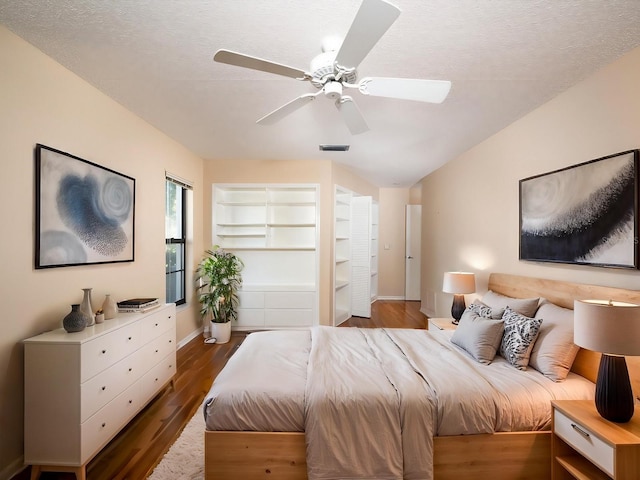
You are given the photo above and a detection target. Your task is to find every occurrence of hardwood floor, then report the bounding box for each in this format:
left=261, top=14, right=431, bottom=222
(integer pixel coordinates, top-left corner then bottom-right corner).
left=15, top=300, right=426, bottom=480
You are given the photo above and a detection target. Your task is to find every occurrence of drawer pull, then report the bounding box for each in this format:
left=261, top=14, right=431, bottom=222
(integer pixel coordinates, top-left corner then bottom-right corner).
left=128, top=399, right=133, bottom=404
left=571, top=423, right=591, bottom=439
left=101, top=422, right=106, bottom=428
left=101, top=386, right=106, bottom=391
left=101, top=349, right=107, bottom=354
left=155, top=349, right=159, bottom=353
left=129, top=368, right=133, bottom=372
left=128, top=336, right=132, bottom=341
left=155, top=323, right=159, bottom=327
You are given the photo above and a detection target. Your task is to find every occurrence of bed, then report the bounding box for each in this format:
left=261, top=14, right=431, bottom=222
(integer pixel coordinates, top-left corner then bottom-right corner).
left=202, top=273, right=640, bottom=479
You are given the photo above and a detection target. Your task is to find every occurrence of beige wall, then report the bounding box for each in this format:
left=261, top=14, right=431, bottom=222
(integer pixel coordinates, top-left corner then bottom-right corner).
left=0, top=27, right=204, bottom=478
left=421, top=46, right=640, bottom=317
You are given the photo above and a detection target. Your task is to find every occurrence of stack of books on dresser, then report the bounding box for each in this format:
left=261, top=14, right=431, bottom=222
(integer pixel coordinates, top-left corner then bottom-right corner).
left=117, top=298, right=160, bottom=313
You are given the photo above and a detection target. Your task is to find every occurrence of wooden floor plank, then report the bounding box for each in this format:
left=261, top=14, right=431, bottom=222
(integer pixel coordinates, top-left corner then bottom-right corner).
left=14, top=301, right=425, bottom=480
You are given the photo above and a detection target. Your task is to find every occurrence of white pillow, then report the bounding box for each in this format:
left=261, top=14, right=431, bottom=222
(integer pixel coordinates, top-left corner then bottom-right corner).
left=499, top=307, right=543, bottom=370
left=482, top=290, right=540, bottom=318
left=529, top=302, right=580, bottom=381
left=451, top=309, right=504, bottom=364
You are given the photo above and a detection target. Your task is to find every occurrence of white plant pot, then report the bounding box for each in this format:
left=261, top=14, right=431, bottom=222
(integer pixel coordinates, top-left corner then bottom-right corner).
left=210, top=320, right=231, bottom=344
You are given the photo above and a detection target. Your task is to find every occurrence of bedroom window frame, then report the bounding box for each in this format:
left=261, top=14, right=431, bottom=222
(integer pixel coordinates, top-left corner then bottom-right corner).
left=165, top=176, right=190, bottom=306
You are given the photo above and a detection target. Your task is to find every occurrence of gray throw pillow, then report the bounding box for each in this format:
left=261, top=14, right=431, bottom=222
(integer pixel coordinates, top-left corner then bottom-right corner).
left=482, top=290, right=540, bottom=318
left=499, top=307, right=543, bottom=370
left=451, top=309, right=505, bottom=364
left=529, top=302, right=580, bottom=381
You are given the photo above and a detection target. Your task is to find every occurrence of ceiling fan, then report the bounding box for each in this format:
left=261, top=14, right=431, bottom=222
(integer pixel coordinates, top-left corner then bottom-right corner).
left=213, top=0, right=451, bottom=135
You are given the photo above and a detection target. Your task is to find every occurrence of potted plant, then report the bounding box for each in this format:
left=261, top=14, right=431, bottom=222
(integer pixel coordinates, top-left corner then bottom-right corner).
left=195, top=246, right=244, bottom=344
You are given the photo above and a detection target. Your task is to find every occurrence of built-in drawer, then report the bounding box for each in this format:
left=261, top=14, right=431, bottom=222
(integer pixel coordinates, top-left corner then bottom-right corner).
left=237, top=291, right=265, bottom=308
left=80, top=322, right=140, bottom=382
left=554, top=408, right=614, bottom=476
left=265, top=309, right=313, bottom=327
left=139, top=307, right=175, bottom=339
left=237, top=308, right=265, bottom=327
left=80, top=347, right=146, bottom=422
left=265, top=291, right=314, bottom=309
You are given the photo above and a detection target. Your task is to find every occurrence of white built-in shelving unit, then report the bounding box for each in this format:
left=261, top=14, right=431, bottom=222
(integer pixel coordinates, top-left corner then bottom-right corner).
left=334, top=188, right=379, bottom=323
left=213, top=184, right=319, bottom=329
left=371, top=200, right=379, bottom=303
left=334, top=186, right=352, bottom=325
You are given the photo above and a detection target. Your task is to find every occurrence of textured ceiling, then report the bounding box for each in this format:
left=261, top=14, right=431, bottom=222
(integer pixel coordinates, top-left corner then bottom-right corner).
left=2, top=1, right=640, bottom=187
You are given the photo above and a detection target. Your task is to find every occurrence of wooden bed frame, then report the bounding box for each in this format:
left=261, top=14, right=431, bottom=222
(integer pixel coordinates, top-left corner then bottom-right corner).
left=204, top=273, right=640, bottom=479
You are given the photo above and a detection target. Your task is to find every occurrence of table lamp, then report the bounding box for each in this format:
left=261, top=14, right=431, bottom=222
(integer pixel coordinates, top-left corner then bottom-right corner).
left=443, top=272, right=476, bottom=324
left=574, top=299, right=640, bottom=423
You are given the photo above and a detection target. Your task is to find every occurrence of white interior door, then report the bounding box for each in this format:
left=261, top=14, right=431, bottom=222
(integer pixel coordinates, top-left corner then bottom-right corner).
left=405, top=205, right=421, bottom=301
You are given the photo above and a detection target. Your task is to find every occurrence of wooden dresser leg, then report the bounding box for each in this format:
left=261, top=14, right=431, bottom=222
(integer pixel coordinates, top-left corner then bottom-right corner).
left=28, top=465, right=86, bottom=480
left=30, top=466, right=41, bottom=480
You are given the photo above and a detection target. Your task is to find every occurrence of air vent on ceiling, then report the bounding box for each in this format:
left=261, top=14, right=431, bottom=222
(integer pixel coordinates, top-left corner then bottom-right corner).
left=319, top=144, right=350, bottom=152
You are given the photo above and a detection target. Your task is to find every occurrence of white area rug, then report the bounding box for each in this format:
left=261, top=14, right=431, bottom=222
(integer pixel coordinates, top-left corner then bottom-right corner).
left=147, top=409, right=205, bottom=480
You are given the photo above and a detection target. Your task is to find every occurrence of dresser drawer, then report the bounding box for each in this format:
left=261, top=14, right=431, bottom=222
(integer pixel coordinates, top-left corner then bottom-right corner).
left=138, top=329, right=176, bottom=373
left=140, top=353, right=176, bottom=399
left=80, top=322, right=140, bottom=382
left=81, top=382, right=143, bottom=464
left=80, top=347, right=146, bottom=422
left=139, top=307, right=175, bottom=339
left=554, top=408, right=614, bottom=476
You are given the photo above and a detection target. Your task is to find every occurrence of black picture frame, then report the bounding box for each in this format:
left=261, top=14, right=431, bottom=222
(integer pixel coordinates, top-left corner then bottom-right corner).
left=35, top=144, right=135, bottom=269
left=519, top=149, right=639, bottom=269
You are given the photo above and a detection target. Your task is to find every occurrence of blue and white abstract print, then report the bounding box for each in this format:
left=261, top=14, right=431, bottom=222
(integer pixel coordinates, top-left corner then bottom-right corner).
left=37, top=145, right=135, bottom=267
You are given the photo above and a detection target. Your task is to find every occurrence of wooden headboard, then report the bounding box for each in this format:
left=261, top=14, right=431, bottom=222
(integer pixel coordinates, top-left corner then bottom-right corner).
left=488, top=273, right=640, bottom=398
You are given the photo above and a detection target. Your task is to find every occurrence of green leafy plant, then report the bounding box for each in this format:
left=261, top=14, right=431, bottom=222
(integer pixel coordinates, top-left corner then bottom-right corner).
left=195, top=246, right=244, bottom=323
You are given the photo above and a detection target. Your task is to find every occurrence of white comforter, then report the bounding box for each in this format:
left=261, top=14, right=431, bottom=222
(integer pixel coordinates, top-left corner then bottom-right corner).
left=203, top=326, right=594, bottom=480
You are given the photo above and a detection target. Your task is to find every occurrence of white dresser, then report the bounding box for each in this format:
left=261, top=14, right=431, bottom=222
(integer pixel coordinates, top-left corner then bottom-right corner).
left=24, top=303, right=176, bottom=479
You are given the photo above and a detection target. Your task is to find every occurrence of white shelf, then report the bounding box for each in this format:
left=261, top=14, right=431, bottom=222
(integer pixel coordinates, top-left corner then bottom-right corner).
left=212, top=184, right=320, bottom=329
left=334, top=185, right=353, bottom=325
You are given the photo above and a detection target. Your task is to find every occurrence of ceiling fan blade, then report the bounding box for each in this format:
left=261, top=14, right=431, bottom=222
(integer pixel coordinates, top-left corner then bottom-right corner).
left=335, top=96, right=369, bottom=135
left=359, top=77, right=452, bottom=103
left=214, top=49, right=309, bottom=80
left=334, top=0, right=401, bottom=70
left=257, top=93, right=318, bottom=125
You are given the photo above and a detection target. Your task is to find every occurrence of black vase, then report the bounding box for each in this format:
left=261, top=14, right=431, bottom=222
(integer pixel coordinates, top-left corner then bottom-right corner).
left=63, top=304, right=87, bottom=333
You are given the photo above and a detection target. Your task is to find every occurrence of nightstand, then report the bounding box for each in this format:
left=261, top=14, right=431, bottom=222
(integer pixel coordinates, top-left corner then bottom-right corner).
left=552, top=400, right=640, bottom=479
left=428, top=317, right=457, bottom=331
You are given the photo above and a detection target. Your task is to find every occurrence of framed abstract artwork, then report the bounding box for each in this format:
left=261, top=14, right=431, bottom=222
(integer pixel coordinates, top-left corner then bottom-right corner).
left=519, top=150, right=639, bottom=269
left=35, top=144, right=135, bottom=268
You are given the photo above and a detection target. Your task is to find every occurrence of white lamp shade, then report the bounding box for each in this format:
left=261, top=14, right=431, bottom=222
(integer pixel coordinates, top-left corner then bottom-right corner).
left=443, top=272, right=476, bottom=294
left=574, top=299, right=640, bottom=356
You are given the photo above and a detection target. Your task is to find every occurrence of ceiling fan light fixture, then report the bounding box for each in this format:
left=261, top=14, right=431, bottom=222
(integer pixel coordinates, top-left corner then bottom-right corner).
left=319, top=144, right=350, bottom=152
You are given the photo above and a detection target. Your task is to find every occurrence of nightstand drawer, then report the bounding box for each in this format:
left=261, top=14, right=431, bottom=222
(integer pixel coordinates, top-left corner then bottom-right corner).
left=554, top=408, right=614, bottom=476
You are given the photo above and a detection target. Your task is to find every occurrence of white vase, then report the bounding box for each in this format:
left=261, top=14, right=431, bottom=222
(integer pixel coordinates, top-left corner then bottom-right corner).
left=80, top=288, right=94, bottom=326
left=210, top=321, right=231, bottom=344
left=102, top=294, right=118, bottom=320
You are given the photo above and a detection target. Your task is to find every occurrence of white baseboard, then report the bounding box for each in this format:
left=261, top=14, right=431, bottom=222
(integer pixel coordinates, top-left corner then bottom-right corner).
left=376, top=296, right=405, bottom=301
left=178, top=326, right=204, bottom=349
left=1, top=455, right=25, bottom=480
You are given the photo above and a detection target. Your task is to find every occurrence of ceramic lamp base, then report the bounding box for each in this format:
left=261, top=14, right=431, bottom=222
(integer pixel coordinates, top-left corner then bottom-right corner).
left=451, top=294, right=466, bottom=324
left=596, top=354, right=634, bottom=423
